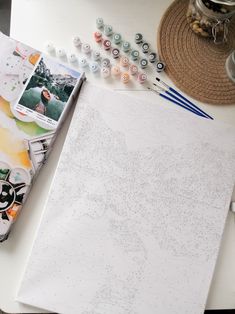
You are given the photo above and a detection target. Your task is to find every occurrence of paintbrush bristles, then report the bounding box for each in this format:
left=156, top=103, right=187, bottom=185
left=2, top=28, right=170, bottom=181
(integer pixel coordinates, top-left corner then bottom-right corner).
left=155, top=77, right=169, bottom=89
left=153, top=83, right=166, bottom=92
left=147, top=87, right=160, bottom=95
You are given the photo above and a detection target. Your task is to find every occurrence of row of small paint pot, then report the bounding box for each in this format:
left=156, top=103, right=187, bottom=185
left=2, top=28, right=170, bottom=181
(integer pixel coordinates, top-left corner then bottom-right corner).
left=100, top=65, right=147, bottom=84
left=94, top=32, right=164, bottom=71
left=45, top=41, right=147, bottom=84
left=95, top=17, right=165, bottom=72
left=72, top=36, right=151, bottom=71
left=72, top=36, right=148, bottom=83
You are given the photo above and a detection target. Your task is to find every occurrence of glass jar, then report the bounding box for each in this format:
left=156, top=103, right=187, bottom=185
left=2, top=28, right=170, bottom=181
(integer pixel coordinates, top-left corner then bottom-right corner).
left=226, top=50, right=235, bottom=82
left=187, top=0, right=235, bottom=43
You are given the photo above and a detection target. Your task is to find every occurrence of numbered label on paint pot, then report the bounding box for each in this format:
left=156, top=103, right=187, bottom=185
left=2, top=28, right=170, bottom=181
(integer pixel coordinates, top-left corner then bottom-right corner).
left=103, top=40, right=111, bottom=50
left=96, top=18, right=104, bottom=29
left=120, top=56, right=129, bottom=67
left=121, top=72, right=130, bottom=84
left=101, top=67, right=110, bottom=78
left=135, top=33, right=143, bottom=44
left=101, top=58, right=111, bottom=68
left=111, top=65, right=121, bottom=76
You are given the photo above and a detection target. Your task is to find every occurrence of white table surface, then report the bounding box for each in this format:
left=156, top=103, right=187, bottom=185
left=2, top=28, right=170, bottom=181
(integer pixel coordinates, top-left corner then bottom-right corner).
left=0, top=0, right=235, bottom=312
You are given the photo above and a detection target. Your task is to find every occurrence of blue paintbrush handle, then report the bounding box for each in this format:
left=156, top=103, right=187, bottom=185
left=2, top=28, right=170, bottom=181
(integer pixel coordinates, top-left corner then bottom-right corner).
left=169, top=87, right=213, bottom=120
left=165, top=91, right=209, bottom=119
left=159, top=93, right=206, bottom=118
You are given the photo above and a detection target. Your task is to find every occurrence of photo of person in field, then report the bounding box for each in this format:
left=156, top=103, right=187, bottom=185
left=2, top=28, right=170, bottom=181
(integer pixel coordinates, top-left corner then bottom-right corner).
left=18, top=56, right=80, bottom=122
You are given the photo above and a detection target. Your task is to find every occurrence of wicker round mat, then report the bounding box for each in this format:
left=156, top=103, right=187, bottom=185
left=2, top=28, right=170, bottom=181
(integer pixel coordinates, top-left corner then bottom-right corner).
left=158, top=0, right=235, bottom=105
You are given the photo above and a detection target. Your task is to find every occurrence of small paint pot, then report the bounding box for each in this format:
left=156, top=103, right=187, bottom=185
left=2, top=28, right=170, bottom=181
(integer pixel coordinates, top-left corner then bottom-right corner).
left=121, top=72, right=130, bottom=84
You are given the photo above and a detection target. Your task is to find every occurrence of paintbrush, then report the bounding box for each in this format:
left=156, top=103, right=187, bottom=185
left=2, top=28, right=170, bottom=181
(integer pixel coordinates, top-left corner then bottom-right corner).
left=153, top=83, right=210, bottom=119
left=155, top=78, right=213, bottom=120
left=147, top=87, right=207, bottom=118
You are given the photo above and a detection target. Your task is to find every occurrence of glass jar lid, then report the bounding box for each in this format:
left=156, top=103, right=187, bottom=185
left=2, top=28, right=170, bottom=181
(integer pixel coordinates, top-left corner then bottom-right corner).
left=210, top=0, right=235, bottom=5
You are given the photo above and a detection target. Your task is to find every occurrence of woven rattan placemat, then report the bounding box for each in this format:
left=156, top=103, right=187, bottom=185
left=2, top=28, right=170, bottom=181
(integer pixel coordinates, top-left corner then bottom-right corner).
left=158, top=0, right=235, bottom=105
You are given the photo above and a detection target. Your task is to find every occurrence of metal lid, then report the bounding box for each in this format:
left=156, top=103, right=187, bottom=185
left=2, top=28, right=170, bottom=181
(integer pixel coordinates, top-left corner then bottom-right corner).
left=211, top=0, right=235, bottom=5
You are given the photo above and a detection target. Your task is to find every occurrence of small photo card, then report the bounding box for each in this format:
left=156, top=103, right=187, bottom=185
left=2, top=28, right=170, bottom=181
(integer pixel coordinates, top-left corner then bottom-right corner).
left=14, top=54, right=81, bottom=129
